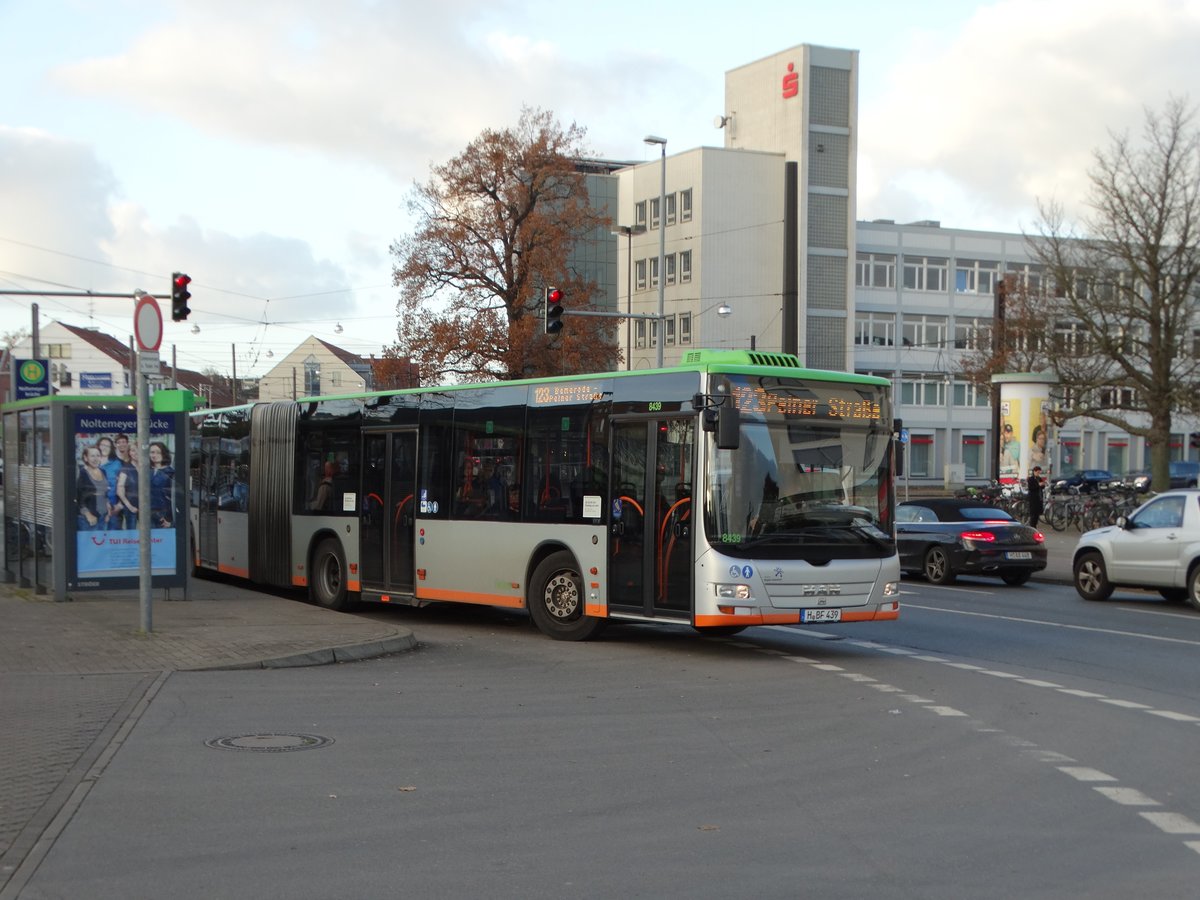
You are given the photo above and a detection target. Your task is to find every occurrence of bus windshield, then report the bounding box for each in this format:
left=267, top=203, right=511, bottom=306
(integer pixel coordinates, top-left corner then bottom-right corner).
left=705, top=374, right=894, bottom=560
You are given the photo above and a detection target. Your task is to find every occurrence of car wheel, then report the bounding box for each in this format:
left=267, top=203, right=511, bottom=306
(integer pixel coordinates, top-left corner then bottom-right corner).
left=923, top=546, right=956, bottom=585
left=1188, top=565, right=1200, bottom=613
left=1074, top=551, right=1113, bottom=602
left=1001, top=571, right=1031, bottom=586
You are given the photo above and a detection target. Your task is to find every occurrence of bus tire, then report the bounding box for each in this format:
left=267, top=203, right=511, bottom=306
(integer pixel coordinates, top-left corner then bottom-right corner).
left=310, top=537, right=349, bottom=610
left=528, top=551, right=604, bottom=641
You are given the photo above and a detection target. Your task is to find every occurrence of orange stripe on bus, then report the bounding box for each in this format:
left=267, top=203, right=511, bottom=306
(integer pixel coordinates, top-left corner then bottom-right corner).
left=292, top=575, right=307, bottom=587
left=218, top=564, right=250, bottom=579
left=585, top=603, right=607, bottom=617
left=416, top=587, right=526, bottom=609
left=840, top=607, right=900, bottom=622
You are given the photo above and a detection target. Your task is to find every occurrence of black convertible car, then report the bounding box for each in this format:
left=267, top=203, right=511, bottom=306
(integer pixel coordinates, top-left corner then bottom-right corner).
left=896, top=499, right=1047, bottom=586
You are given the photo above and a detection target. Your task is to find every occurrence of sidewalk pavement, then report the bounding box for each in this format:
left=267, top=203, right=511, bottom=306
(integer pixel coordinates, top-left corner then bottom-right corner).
left=0, top=575, right=417, bottom=676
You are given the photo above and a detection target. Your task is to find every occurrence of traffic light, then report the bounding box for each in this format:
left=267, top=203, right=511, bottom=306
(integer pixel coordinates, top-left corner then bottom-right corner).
left=171, top=272, right=192, bottom=322
left=544, top=286, right=563, bottom=334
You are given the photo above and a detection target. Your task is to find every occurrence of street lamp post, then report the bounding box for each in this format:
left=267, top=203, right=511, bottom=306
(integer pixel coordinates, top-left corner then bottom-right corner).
left=644, top=135, right=667, bottom=367
left=612, top=224, right=642, bottom=371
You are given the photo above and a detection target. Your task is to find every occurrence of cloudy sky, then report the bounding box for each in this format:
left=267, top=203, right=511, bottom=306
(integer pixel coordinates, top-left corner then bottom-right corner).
left=1, top=0, right=1197, bottom=377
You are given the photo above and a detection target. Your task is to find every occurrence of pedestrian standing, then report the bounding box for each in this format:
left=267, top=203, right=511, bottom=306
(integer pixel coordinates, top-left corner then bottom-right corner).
left=1026, top=465, right=1045, bottom=529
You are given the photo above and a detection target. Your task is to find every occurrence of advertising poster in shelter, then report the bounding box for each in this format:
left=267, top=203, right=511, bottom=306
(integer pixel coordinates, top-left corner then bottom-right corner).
left=999, top=399, right=1022, bottom=483
left=71, top=411, right=178, bottom=579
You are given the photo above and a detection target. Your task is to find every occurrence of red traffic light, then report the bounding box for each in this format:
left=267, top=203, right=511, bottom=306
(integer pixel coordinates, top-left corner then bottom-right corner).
left=544, top=285, right=564, bottom=334
left=171, top=271, right=192, bottom=322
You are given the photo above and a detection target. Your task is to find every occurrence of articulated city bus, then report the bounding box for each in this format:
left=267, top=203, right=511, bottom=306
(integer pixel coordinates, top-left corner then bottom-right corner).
left=189, top=350, right=900, bottom=640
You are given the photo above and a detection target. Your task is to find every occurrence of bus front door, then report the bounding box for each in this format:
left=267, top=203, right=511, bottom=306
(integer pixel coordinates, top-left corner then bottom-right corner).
left=359, top=429, right=417, bottom=596
left=609, top=418, right=695, bottom=619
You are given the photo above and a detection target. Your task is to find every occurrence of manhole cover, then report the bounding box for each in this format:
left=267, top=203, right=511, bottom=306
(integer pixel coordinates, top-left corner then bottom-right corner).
left=205, top=733, right=334, bottom=753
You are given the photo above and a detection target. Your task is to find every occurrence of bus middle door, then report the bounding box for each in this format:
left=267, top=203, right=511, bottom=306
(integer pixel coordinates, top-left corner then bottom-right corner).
left=359, top=429, right=418, bottom=596
left=608, top=417, right=695, bottom=619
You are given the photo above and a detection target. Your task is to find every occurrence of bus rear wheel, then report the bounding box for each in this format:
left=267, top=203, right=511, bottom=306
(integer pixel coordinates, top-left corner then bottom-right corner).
left=310, top=537, right=349, bottom=610
left=528, top=551, right=604, bottom=641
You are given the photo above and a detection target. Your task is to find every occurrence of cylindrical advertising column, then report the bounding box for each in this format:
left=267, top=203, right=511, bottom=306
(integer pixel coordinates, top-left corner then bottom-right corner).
left=990, top=373, right=1058, bottom=484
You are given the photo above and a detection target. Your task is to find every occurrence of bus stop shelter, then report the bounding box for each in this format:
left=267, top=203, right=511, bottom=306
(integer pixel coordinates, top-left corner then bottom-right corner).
left=2, top=393, right=190, bottom=601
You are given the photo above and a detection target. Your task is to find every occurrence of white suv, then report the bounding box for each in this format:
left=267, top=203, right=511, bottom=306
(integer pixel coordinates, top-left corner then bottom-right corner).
left=1073, top=489, right=1200, bottom=608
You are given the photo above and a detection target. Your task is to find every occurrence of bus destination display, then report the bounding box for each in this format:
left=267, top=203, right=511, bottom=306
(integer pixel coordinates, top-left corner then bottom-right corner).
left=729, top=384, right=883, bottom=421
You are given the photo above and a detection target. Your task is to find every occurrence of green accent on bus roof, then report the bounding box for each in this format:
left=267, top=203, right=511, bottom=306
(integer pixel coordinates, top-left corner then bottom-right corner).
left=195, top=349, right=889, bottom=414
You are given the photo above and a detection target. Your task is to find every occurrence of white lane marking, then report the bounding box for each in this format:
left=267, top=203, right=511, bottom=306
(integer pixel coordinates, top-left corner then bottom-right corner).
left=1098, top=698, right=1152, bottom=710
left=776, top=646, right=1200, bottom=858
left=1058, top=767, right=1117, bottom=782
left=1140, top=812, right=1200, bottom=835
left=1057, top=689, right=1107, bottom=698
left=1094, top=787, right=1160, bottom=806
left=980, top=670, right=1021, bottom=678
left=913, top=654, right=949, bottom=663
left=1146, top=710, right=1200, bottom=723
left=902, top=602, right=1200, bottom=647
left=1019, top=679, right=1062, bottom=688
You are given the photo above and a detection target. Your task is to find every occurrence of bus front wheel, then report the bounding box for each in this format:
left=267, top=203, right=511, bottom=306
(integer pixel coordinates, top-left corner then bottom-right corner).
left=528, top=551, right=605, bottom=641
left=310, top=538, right=349, bottom=610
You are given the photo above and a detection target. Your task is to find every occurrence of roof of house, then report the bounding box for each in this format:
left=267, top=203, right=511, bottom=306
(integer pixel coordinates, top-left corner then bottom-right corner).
left=55, top=321, right=235, bottom=407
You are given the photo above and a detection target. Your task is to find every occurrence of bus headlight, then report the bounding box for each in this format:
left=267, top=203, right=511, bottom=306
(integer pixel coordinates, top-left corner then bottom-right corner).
left=715, top=583, right=752, bottom=600
left=882, top=581, right=900, bottom=597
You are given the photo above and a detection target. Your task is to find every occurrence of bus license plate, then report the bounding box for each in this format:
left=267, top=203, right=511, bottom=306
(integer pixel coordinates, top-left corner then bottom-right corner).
left=802, top=608, right=842, bottom=623
left=1006, top=551, right=1032, bottom=560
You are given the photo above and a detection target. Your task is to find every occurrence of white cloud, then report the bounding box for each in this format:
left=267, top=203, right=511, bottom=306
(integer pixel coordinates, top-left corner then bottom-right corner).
left=859, top=0, right=1200, bottom=231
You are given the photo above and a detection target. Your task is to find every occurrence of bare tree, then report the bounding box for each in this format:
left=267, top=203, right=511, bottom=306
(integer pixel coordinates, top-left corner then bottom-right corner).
left=961, top=97, right=1200, bottom=491
left=389, top=107, right=620, bottom=385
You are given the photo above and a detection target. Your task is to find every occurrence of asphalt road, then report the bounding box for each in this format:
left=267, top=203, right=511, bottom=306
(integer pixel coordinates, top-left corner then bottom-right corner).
left=13, top=582, right=1200, bottom=899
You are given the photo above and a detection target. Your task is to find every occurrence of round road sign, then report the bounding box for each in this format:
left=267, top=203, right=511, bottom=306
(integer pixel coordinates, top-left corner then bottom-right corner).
left=134, top=294, right=164, bottom=353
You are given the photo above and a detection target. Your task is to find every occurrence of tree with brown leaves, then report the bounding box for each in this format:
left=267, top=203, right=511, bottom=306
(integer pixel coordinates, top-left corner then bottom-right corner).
left=388, top=107, right=621, bottom=385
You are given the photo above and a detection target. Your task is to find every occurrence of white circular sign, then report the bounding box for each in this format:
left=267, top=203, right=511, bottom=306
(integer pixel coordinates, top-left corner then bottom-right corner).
left=134, top=294, right=164, bottom=352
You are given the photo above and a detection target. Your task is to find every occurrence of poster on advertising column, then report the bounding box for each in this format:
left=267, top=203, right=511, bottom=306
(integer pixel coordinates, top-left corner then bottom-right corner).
left=68, top=409, right=184, bottom=585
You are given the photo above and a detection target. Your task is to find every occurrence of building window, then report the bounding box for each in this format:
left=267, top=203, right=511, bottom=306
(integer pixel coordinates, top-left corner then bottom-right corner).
left=679, top=312, right=692, bottom=345
left=649, top=257, right=659, bottom=288
left=635, top=320, right=646, bottom=349
left=650, top=197, right=660, bottom=230
left=900, top=373, right=948, bottom=407
left=953, top=316, right=991, bottom=350
left=664, top=315, right=676, bottom=346
left=331, top=371, right=342, bottom=387
left=1008, top=263, right=1045, bottom=295
left=680, top=250, right=692, bottom=282
left=1099, top=386, right=1136, bottom=408
left=650, top=319, right=658, bottom=348
left=635, top=201, right=647, bottom=229
left=665, top=253, right=677, bottom=285
left=908, top=435, right=933, bottom=477
left=46, top=343, right=72, bottom=359
left=1053, top=320, right=1089, bottom=356
left=955, top=259, right=1000, bottom=295
left=962, top=434, right=985, bottom=478
left=680, top=189, right=693, bottom=221
left=901, top=313, right=947, bottom=348
left=665, top=193, right=676, bottom=225
left=902, top=256, right=948, bottom=292
left=854, top=311, right=895, bottom=347
left=303, top=355, right=321, bottom=396
left=635, top=259, right=647, bottom=291
left=952, top=381, right=988, bottom=407
left=855, top=252, right=896, bottom=289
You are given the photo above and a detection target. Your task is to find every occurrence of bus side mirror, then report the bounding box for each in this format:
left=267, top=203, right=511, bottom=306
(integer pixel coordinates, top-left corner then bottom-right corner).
left=717, top=405, right=740, bottom=450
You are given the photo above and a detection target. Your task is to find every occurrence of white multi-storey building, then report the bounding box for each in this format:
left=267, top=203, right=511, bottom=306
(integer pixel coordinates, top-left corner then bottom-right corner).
left=598, top=42, right=1200, bottom=482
